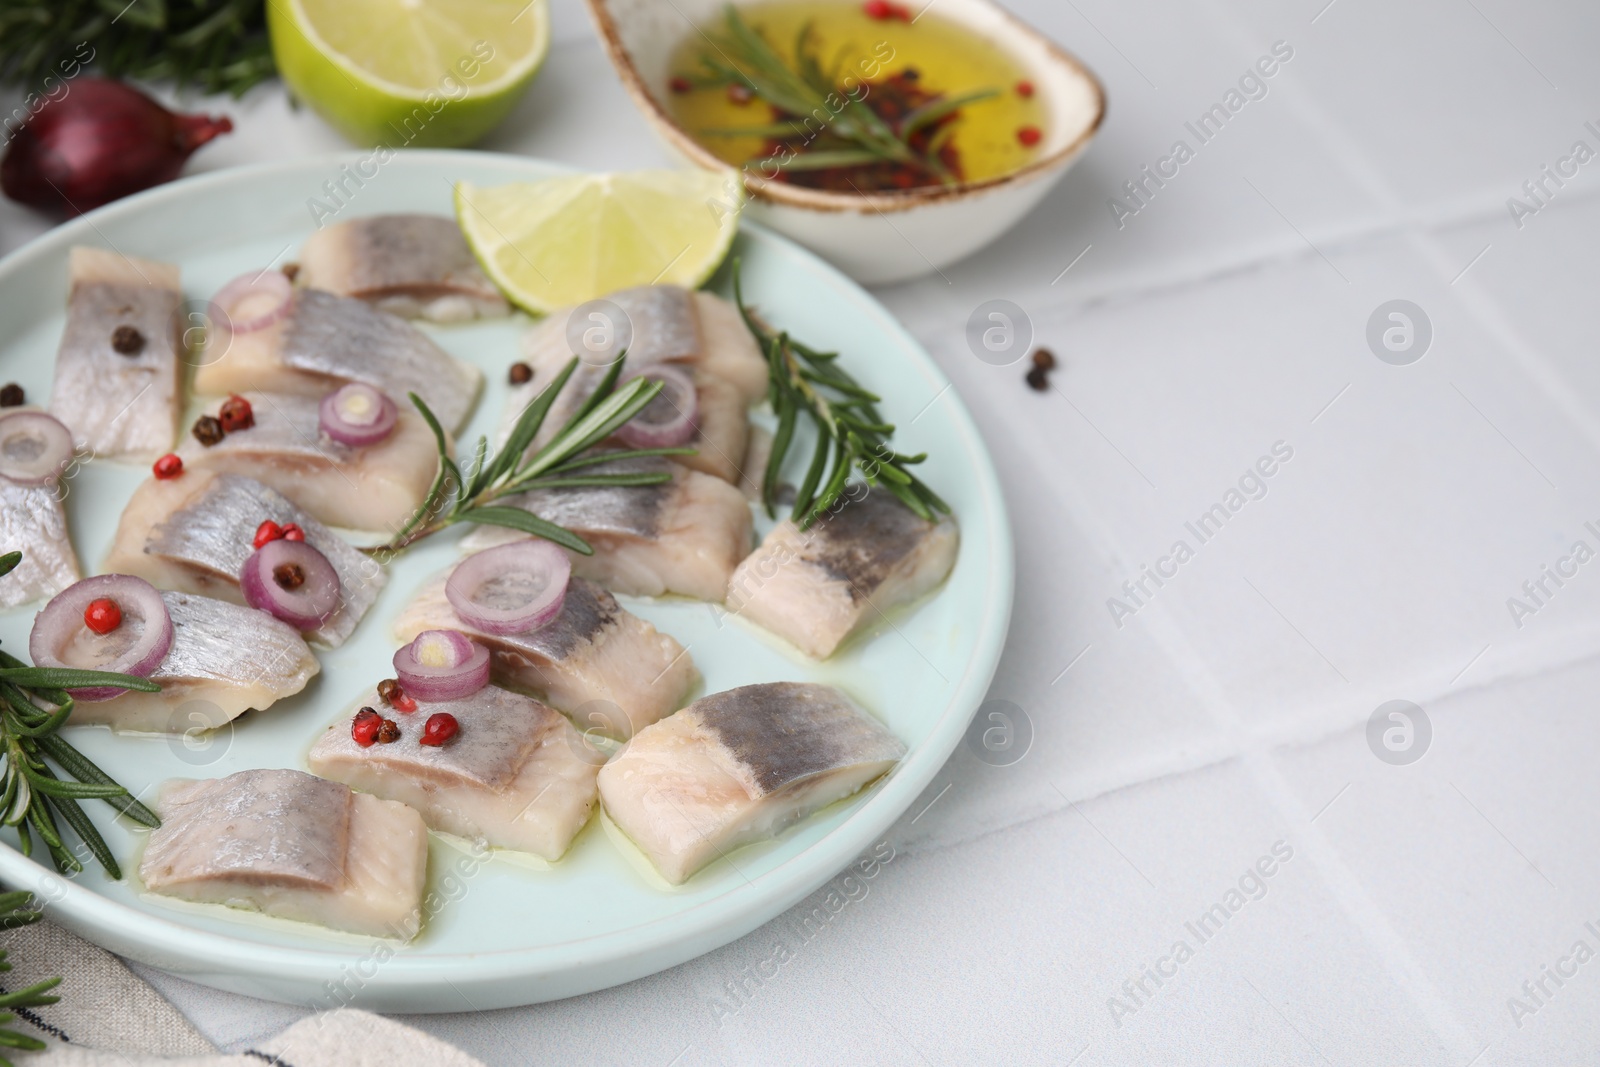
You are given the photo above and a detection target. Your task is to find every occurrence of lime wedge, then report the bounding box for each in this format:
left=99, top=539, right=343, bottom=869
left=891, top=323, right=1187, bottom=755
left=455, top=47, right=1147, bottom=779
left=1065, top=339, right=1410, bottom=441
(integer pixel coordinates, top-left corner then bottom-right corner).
left=455, top=171, right=746, bottom=314
left=267, top=0, right=549, bottom=148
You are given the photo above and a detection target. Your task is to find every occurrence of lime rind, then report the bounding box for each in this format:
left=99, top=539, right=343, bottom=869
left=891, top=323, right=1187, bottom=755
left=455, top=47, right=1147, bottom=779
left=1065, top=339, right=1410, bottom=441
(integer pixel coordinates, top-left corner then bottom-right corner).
left=269, top=0, right=549, bottom=148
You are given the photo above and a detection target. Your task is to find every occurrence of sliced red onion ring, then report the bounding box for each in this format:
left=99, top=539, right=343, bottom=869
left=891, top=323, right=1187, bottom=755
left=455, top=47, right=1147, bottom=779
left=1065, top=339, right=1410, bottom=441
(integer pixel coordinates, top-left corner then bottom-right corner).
left=318, top=382, right=398, bottom=447
left=392, top=630, right=491, bottom=702
left=616, top=364, right=698, bottom=449
left=446, top=541, right=570, bottom=636
left=240, top=539, right=341, bottom=631
left=0, top=410, right=74, bottom=487
left=211, top=270, right=292, bottom=334
left=29, top=575, right=173, bottom=701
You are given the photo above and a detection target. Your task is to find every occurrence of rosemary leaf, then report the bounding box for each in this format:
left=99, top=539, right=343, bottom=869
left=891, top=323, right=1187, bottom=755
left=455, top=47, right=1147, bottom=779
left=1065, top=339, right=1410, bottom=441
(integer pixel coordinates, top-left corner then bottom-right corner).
left=516, top=473, right=675, bottom=491
left=487, top=358, right=579, bottom=486
left=467, top=508, right=593, bottom=555
left=730, top=258, right=949, bottom=528
left=551, top=447, right=695, bottom=472
left=35, top=735, right=158, bottom=827
left=507, top=375, right=665, bottom=486
left=19, top=771, right=126, bottom=801
left=461, top=436, right=491, bottom=501
left=370, top=358, right=691, bottom=556
left=793, top=423, right=832, bottom=519
left=764, top=392, right=799, bottom=517
left=0, top=668, right=157, bottom=693
left=901, top=89, right=1001, bottom=137
left=775, top=150, right=886, bottom=172
left=33, top=767, right=120, bottom=878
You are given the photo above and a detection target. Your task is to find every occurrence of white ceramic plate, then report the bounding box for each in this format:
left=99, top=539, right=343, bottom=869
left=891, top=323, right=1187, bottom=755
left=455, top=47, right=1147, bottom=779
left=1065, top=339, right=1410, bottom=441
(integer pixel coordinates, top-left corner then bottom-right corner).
left=0, top=152, right=1011, bottom=1011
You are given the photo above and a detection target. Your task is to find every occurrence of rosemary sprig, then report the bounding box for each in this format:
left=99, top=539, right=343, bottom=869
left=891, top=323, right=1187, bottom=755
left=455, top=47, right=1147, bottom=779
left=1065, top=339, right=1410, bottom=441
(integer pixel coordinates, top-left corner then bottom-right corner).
left=0, top=553, right=161, bottom=881
left=366, top=357, right=693, bottom=556
left=0, top=0, right=272, bottom=97
left=684, top=5, right=996, bottom=185
left=731, top=261, right=948, bottom=527
left=0, top=889, right=60, bottom=1066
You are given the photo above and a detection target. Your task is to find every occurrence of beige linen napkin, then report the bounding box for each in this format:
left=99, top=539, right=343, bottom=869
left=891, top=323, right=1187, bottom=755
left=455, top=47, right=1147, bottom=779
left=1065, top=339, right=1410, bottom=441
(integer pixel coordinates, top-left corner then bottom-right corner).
left=0, top=922, right=482, bottom=1067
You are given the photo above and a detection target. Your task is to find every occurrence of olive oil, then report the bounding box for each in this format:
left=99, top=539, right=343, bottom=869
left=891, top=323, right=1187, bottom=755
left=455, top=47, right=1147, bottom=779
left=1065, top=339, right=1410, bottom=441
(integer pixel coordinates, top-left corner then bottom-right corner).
left=667, top=0, right=1047, bottom=188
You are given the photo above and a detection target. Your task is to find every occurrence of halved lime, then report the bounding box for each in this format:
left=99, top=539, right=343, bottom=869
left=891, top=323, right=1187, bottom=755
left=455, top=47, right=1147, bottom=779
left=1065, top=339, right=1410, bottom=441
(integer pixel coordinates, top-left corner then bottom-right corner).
left=268, top=0, right=549, bottom=148
left=455, top=171, right=746, bottom=314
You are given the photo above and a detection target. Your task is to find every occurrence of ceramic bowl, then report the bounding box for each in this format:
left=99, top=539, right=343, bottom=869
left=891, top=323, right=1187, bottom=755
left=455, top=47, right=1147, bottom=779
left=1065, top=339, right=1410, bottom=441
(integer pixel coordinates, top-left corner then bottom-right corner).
left=585, top=0, right=1106, bottom=284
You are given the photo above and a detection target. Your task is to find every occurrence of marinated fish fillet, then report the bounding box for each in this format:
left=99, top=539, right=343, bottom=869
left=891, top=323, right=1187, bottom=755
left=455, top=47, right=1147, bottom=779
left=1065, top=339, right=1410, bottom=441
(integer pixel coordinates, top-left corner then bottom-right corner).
left=140, top=768, right=428, bottom=939
left=599, top=682, right=905, bottom=884
left=73, top=591, right=318, bottom=732
left=522, top=288, right=768, bottom=404
left=176, top=392, right=440, bottom=532
left=194, top=287, right=481, bottom=432
left=0, top=478, right=81, bottom=609
left=392, top=573, right=695, bottom=740
left=499, top=365, right=751, bottom=484
left=49, top=247, right=183, bottom=460
left=299, top=214, right=509, bottom=322
left=460, top=455, right=752, bottom=601
left=309, top=685, right=599, bottom=861
left=103, top=470, right=384, bottom=648
left=726, top=491, right=959, bottom=658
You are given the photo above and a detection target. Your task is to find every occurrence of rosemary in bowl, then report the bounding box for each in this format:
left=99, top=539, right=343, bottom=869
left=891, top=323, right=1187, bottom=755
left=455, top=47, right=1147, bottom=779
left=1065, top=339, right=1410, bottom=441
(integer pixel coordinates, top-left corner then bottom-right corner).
left=668, top=3, right=1004, bottom=192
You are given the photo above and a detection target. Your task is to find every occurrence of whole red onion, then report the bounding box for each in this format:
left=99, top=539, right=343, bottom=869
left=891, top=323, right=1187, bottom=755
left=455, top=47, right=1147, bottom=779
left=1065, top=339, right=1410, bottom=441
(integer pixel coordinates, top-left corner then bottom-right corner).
left=1, top=79, right=232, bottom=215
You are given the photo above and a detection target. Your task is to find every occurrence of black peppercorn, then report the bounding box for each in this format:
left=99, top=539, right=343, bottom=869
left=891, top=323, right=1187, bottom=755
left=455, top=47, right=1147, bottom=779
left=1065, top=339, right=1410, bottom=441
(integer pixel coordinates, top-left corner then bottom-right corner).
left=191, top=414, right=225, bottom=446
left=272, top=563, right=306, bottom=591
left=0, top=384, right=23, bottom=407
left=508, top=362, right=533, bottom=385
left=111, top=325, right=145, bottom=356
left=1025, top=366, right=1049, bottom=392
left=1031, top=347, right=1056, bottom=371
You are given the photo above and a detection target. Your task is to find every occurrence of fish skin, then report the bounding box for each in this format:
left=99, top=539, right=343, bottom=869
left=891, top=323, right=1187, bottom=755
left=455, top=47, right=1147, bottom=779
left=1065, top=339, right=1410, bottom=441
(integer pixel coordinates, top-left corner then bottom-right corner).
left=298, top=214, right=509, bottom=322
left=392, top=572, right=696, bottom=740
left=461, top=454, right=753, bottom=601
left=140, top=768, right=429, bottom=939
left=521, top=289, right=768, bottom=405
left=609, top=287, right=701, bottom=364
left=511, top=454, right=674, bottom=539
left=693, top=683, right=907, bottom=795
left=725, top=490, right=959, bottom=659
left=309, top=685, right=600, bottom=861
left=142, top=768, right=351, bottom=891
left=71, top=590, right=318, bottom=732
left=103, top=470, right=385, bottom=648
left=194, top=287, right=481, bottom=432
left=0, top=477, right=81, bottom=609
left=598, top=682, right=905, bottom=883
left=49, top=247, right=183, bottom=460
left=176, top=391, right=441, bottom=532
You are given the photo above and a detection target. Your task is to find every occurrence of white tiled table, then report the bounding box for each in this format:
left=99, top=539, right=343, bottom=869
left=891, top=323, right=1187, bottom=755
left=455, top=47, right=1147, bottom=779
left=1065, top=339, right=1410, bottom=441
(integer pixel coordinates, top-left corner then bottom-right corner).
left=6, top=0, right=1600, bottom=1062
